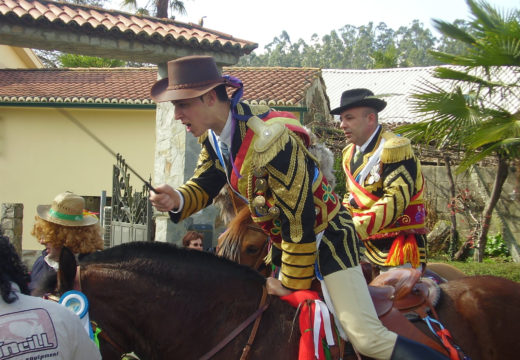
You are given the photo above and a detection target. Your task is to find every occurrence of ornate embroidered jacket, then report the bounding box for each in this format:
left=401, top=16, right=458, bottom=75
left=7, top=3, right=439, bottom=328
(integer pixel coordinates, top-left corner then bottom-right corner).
left=170, top=102, right=360, bottom=290
left=342, top=127, right=427, bottom=267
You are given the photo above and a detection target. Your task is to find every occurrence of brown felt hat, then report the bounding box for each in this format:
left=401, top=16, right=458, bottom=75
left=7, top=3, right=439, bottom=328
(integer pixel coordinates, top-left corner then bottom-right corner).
left=330, top=88, right=387, bottom=115
left=151, top=56, right=231, bottom=102
left=37, top=192, right=98, bottom=227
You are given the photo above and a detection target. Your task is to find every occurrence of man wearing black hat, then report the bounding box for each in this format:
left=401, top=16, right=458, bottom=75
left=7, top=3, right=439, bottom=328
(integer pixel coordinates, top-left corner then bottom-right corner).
left=150, top=57, right=445, bottom=359
left=332, top=89, right=427, bottom=276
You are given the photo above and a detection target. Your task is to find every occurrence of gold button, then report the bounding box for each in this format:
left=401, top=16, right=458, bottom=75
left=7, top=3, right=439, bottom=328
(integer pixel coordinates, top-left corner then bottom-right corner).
left=268, top=206, right=280, bottom=218
left=253, top=195, right=266, bottom=208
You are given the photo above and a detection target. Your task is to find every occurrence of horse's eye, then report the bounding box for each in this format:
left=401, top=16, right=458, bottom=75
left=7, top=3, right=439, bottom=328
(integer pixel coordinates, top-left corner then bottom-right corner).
left=245, top=246, right=259, bottom=255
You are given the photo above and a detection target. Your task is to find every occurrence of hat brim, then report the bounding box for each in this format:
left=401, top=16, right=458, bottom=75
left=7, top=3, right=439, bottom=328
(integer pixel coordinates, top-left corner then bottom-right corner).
left=330, top=98, right=387, bottom=115
left=37, top=205, right=98, bottom=227
left=150, top=78, right=226, bottom=103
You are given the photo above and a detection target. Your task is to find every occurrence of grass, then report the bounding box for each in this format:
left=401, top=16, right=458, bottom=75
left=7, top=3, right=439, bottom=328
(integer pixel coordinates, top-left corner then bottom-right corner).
left=430, top=256, right=520, bottom=282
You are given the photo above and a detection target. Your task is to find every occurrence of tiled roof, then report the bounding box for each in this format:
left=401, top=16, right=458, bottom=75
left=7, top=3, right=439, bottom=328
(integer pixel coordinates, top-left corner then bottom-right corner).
left=323, top=66, right=519, bottom=123
left=0, top=67, right=321, bottom=106
left=0, top=0, right=257, bottom=56
left=0, top=68, right=157, bottom=105
left=223, top=67, right=321, bottom=106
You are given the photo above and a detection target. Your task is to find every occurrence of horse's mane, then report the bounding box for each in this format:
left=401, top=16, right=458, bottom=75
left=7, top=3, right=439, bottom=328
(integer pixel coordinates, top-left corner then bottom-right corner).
left=217, top=207, right=256, bottom=262
left=81, top=241, right=265, bottom=285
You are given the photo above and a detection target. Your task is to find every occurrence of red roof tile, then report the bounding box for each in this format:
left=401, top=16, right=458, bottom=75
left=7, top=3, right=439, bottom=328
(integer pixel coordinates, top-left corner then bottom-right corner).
left=0, top=67, right=322, bottom=107
left=0, top=0, right=256, bottom=55
left=223, top=67, right=321, bottom=106
left=0, top=68, right=157, bottom=105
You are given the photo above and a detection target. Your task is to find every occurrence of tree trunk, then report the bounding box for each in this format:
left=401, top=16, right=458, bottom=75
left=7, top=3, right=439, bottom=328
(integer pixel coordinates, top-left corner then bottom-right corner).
left=474, top=156, right=509, bottom=262
left=444, top=154, right=459, bottom=260
left=156, top=0, right=168, bottom=18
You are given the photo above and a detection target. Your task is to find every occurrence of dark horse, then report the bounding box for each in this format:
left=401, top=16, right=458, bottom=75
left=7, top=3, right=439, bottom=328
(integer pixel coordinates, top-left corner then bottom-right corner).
left=57, top=241, right=300, bottom=360
left=217, top=209, right=520, bottom=359
left=46, top=241, right=520, bottom=360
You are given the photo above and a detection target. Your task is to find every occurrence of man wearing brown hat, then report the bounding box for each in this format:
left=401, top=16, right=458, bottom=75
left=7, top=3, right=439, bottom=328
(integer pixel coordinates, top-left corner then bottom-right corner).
left=149, top=57, right=446, bottom=359
left=332, top=89, right=427, bottom=275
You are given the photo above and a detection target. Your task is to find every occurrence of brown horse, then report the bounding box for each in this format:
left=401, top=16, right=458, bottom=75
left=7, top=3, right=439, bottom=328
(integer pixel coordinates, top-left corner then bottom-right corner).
left=216, top=208, right=520, bottom=360
left=45, top=241, right=520, bottom=360
left=57, top=241, right=300, bottom=360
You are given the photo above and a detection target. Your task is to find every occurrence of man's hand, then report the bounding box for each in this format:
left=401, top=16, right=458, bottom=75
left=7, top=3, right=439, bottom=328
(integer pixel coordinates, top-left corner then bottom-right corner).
left=149, top=184, right=179, bottom=212
left=266, top=277, right=292, bottom=297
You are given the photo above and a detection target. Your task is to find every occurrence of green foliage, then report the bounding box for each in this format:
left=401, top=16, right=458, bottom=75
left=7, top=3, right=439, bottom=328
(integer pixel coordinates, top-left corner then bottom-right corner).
left=59, top=54, right=125, bottom=68
left=484, top=233, right=510, bottom=257
left=396, top=0, right=520, bottom=173
left=333, top=156, right=346, bottom=200
left=434, top=260, right=520, bottom=282
left=237, top=20, right=462, bottom=69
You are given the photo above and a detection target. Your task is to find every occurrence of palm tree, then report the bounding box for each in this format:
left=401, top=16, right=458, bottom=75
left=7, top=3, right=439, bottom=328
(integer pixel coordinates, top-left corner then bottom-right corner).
left=396, top=0, right=520, bottom=262
left=121, top=0, right=186, bottom=18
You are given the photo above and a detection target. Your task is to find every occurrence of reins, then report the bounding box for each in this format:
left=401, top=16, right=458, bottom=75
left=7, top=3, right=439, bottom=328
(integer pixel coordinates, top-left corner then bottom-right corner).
left=199, top=285, right=270, bottom=360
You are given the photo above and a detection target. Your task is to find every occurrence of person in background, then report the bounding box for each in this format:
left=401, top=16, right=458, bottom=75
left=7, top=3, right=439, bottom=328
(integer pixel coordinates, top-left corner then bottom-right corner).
left=182, top=230, right=204, bottom=250
left=29, top=191, right=103, bottom=294
left=149, top=56, right=446, bottom=359
left=335, top=88, right=428, bottom=277
left=0, top=230, right=101, bottom=360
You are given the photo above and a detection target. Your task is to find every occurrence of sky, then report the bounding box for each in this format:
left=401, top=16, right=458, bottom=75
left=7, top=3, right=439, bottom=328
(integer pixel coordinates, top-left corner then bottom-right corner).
left=109, top=0, right=520, bottom=53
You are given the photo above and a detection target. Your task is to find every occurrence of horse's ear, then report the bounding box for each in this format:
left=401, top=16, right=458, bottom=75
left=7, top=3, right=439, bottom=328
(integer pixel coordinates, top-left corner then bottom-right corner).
left=57, top=246, right=77, bottom=295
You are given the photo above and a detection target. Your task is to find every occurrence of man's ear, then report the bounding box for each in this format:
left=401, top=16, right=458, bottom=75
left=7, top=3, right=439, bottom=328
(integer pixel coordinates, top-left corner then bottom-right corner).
left=367, top=111, right=378, bottom=126
left=205, top=89, right=218, bottom=106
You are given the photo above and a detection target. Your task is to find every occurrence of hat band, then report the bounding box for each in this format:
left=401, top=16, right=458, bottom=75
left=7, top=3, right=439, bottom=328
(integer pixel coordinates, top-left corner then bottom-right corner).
left=49, top=208, right=83, bottom=222
left=167, top=79, right=222, bottom=90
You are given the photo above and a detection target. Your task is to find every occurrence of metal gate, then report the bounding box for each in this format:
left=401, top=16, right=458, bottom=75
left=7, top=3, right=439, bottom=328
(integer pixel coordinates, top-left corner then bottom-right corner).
left=110, top=154, right=154, bottom=247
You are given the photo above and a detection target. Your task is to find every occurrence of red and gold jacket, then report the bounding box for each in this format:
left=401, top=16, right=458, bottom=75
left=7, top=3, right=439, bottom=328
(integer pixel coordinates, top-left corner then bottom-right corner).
left=342, top=127, right=427, bottom=267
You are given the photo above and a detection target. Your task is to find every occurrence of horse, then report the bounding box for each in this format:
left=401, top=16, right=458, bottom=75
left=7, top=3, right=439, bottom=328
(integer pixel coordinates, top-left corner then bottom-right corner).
left=50, top=241, right=300, bottom=360
left=216, top=208, right=520, bottom=359
left=43, top=241, right=520, bottom=360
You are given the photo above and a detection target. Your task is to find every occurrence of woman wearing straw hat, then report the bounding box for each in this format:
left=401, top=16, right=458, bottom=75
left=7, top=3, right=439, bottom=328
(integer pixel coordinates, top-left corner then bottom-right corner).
left=29, top=191, right=103, bottom=293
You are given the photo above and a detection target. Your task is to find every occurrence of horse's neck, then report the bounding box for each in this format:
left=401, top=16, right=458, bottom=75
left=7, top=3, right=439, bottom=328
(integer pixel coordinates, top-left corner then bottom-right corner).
left=82, top=264, right=278, bottom=358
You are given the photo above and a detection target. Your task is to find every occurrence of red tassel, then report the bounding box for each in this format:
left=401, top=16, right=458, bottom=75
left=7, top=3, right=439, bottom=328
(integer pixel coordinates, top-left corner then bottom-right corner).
left=384, top=234, right=419, bottom=267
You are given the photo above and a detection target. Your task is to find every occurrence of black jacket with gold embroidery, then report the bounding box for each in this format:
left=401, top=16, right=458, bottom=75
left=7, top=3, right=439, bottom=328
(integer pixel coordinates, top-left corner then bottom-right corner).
left=170, top=102, right=360, bottom=290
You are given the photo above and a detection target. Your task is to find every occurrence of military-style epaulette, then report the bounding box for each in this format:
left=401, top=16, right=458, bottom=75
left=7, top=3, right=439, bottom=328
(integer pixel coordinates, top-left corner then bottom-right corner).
left=235, top=103, right=271, bottom=117
left=381, top=132, right=413, bottom=163
left=248, top=116, right=289, bottom=168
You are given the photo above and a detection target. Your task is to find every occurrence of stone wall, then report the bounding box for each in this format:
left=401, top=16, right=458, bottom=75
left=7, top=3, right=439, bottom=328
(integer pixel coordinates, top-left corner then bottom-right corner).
left=422, top=165, right=520, bottom=262
left=1, top=203, right=23, bottom=256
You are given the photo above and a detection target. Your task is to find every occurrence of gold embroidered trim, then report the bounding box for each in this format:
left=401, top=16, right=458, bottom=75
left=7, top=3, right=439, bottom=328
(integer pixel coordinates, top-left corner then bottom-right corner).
left=381, top=133, right=413, bottom=163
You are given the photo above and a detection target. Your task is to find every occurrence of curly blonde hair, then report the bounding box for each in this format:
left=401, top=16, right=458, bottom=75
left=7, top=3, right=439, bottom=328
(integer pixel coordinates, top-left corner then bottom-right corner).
left=31, top=216, right=104, bottom=254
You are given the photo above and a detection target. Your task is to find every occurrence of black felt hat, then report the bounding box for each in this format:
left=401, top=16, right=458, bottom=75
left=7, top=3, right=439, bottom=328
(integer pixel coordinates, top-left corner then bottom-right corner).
left=330, top=88, right=387, bottom=115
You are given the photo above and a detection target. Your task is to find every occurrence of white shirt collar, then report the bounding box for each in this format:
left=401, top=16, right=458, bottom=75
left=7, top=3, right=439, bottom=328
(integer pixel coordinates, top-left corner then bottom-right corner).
left=44, top=254, right=59, bottom=271
left=358, top=125, right=381, bottom=153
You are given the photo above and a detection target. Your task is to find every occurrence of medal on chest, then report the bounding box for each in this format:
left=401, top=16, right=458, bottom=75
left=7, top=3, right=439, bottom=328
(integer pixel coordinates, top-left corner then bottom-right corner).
left=366, top=162, right=381, bottom=185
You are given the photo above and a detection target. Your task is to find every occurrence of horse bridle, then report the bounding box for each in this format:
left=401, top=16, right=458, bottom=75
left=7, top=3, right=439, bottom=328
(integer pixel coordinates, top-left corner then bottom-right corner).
left=246, top=224, right=270, bottom=273
left=199, top=285, right=270, bottom=360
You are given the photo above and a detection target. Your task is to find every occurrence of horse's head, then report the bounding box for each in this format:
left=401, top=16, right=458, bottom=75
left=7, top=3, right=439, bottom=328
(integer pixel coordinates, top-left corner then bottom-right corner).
left=217, top=206, right=270, bottom=276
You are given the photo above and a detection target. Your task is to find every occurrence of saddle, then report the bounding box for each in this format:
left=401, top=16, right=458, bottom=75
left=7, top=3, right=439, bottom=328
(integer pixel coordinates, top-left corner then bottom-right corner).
left=368, top=268, right=448, bottom=356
